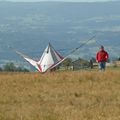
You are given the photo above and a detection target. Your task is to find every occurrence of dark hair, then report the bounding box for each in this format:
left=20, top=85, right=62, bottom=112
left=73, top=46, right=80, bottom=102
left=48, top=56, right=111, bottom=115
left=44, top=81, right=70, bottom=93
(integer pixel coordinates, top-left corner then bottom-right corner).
left=100, top=45, right=104, bottom=49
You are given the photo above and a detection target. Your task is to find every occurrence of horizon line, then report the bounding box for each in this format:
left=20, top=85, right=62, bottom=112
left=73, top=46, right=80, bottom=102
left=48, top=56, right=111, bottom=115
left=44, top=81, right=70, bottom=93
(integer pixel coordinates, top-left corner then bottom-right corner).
left=0, top=0, right=118, bottom=3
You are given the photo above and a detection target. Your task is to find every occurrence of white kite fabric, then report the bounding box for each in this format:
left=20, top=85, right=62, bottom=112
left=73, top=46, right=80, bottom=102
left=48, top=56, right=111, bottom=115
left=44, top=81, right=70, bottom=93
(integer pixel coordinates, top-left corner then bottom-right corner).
left=38, top=43, right=64, bottom=72
left=14, top=43, right=64, bottom=73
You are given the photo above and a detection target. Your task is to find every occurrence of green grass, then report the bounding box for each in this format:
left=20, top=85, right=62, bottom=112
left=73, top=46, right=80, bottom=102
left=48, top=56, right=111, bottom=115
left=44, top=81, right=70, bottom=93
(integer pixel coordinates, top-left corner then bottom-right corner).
left=0, top=70, right=120, bottom=120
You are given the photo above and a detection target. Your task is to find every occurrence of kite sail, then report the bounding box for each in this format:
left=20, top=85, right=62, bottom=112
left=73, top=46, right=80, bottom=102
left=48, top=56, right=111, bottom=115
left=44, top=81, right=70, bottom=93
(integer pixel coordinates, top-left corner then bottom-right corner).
left=13, top=43, right=64, bottom=73
left=37, top=43, right=64, bottom=72
left=12, top=35, right=96, bottom=73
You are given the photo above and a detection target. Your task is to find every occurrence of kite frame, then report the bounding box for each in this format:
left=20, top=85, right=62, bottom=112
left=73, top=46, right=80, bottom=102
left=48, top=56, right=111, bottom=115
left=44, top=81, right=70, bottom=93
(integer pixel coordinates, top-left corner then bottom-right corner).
left=11, top=35, right=96, bottom=73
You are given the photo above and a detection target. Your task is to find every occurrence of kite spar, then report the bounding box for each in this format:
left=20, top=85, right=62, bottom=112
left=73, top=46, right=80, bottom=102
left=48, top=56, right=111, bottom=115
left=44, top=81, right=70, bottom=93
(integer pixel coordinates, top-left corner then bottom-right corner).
left=50, top=35, right=96, bottom=70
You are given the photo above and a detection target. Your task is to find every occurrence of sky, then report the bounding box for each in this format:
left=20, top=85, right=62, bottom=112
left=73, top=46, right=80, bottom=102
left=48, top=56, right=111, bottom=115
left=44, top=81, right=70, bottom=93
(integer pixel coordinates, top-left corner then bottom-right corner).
left=5, top=0, right=118, bottom=2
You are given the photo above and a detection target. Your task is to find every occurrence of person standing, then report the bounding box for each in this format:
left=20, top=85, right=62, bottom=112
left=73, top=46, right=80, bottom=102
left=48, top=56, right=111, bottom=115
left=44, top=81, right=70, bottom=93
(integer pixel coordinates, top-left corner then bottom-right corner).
left=96, top=45, right=109, bottom=71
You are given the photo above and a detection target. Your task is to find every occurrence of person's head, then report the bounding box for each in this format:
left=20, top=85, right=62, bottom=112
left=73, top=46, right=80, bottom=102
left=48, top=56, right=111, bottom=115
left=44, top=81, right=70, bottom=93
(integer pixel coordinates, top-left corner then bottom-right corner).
left=100, top=45, right=104, bottom=51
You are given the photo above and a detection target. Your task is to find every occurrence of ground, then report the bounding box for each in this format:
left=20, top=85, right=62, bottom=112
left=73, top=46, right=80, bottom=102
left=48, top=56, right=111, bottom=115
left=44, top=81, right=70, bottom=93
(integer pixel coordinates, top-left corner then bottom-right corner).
left=0, top=69, right=120, bottom=120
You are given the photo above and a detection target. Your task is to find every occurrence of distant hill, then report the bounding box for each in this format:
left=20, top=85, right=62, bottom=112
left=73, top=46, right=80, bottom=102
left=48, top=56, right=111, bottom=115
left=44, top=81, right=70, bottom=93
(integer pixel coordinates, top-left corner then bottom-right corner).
left=0, top=1, right=120, bottom=66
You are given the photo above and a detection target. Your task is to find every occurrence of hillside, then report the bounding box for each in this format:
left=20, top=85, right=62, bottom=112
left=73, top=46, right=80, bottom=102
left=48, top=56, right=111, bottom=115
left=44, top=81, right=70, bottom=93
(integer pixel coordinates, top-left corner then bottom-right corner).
left=0, top=1, right=120, bottom=66
left=0, top=70, right=120, bottom=120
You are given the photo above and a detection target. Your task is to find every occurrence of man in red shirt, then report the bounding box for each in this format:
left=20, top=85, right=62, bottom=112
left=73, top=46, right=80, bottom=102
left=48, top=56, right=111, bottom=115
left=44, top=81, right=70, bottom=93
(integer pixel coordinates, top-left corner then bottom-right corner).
left=96, top=45, right=108, bottom=71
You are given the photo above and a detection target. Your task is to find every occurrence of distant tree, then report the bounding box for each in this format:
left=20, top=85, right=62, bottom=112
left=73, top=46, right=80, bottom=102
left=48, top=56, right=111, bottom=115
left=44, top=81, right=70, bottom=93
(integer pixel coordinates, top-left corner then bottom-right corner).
left=4, top=62, right=16, bottom=71
left=91, top=57, right=96, bottom=63
left=3, top=62, right=29, bottom=72
left=89, top=59, right=93, bottom=69
left=16, top=66, right=23, bottom=72
left=72, top=58, right=90, bottom=70
left=78, top=58, right=89, bottom=65
left=62, top=58, right=72, bottom=67
left=0, top=67, right=2, bottom=71
left=16, top=66, right=29, bottom=72
left=118, top=57, right=120, bottom=61
left=22, top=68, right=29, bottom=72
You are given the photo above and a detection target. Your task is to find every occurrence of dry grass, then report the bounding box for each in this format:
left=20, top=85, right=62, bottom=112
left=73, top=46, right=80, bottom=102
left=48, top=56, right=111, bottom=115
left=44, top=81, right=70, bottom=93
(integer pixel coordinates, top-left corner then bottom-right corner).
left=0, top=69, right=120, bottom=120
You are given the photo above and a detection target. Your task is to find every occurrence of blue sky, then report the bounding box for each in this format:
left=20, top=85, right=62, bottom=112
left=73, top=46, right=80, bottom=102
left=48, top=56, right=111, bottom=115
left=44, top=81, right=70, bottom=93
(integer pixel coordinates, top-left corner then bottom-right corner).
left=6, top=0, right=118, bottom=2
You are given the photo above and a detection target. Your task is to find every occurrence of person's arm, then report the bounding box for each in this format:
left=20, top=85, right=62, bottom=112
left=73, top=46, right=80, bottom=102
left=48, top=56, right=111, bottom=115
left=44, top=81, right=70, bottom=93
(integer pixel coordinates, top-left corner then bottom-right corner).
left=105, top=52, right=109, bottom=60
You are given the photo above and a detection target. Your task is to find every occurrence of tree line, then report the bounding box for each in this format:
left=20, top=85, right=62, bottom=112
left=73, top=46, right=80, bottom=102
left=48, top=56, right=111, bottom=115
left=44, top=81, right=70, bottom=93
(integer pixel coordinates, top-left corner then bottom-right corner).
left=0, top=62, right=29, bottom=72
left=0, top=57, right=118, bottom=72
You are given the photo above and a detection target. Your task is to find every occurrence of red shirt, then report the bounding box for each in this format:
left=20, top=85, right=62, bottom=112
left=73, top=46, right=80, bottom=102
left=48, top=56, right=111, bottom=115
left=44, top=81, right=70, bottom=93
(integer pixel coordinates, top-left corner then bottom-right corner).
left=96, top=50, right=108, bottom=62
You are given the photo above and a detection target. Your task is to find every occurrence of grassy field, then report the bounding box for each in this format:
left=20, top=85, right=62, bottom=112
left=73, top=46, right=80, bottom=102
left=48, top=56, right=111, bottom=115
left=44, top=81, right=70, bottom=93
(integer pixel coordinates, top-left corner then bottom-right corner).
left=0, top=69, right=120, bottom=120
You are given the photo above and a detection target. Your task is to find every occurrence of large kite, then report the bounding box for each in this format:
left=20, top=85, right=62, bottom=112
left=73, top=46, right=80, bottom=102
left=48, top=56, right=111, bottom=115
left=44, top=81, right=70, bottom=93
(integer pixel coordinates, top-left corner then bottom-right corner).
left=13, top=36, right=96, bottom=73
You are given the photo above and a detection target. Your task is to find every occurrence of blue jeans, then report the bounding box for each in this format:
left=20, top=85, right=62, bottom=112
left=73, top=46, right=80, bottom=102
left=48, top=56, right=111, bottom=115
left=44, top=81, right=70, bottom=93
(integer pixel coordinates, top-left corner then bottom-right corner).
left=98, top=61, right=106, bottom=71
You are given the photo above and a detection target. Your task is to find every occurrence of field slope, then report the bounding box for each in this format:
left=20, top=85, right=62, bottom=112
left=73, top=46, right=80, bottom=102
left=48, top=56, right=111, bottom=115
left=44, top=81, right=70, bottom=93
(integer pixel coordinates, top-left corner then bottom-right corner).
left=0, top=70, right=120, bottom=120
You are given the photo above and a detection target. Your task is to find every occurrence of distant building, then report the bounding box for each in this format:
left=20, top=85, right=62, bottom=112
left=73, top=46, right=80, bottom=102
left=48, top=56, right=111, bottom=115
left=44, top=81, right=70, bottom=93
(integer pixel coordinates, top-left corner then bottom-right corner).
left=72, top=58, right=90, bottom=70
left=111, top=60, right=120, bottom=67
left=115, top=61, right=120, bottom=66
